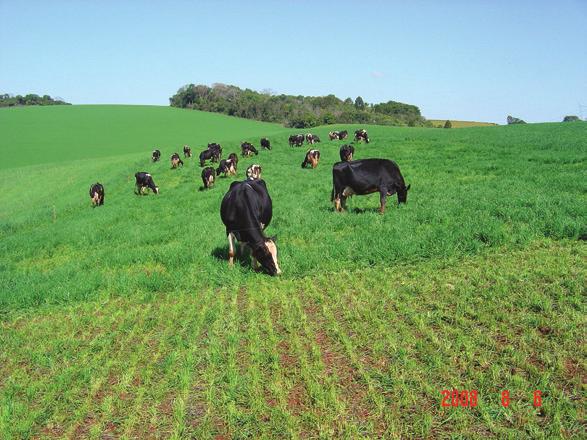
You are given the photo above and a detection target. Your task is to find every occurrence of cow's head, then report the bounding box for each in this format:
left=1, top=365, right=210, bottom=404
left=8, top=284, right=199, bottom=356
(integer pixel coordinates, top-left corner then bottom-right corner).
left=397, top=184, right=411, bottom=204
left=153, top=186, right=160, bottom=194
left=253, top=237, right=281, bottom=276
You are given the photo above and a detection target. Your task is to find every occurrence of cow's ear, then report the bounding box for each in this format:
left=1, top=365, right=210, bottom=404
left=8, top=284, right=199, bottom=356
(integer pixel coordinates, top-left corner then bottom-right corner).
left=406, top=184, right=411, bottom=191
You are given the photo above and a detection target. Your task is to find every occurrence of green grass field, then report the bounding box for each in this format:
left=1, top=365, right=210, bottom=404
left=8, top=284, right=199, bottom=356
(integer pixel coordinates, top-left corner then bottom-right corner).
left=428, top=120, right=499, bottom=128
left=0, top=106, right=585, bottom=438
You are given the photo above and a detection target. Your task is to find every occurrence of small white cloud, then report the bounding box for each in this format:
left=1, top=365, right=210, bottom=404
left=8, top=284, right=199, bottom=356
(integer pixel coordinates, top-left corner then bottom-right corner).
left=371, top=71, right=385, bottom=78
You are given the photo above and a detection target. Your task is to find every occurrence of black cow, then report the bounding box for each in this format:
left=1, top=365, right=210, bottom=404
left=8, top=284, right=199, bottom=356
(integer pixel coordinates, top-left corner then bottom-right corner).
left=208, top=143, right=222, bottom=158
left=200, top=147, right=221, bottom=167
left=338, top=130, right=349, bottom=140
left=328, top=131, right=339, bottom=140
left=288, top=134, right=304, bottom=147
left=354, top=129, right=369, bottom=143
left=301, top=149, right=321, bottom=168
left=171, top=152, right=184, bottom=168
left=201, top=167, right=216, bottom=189
left=246, top=164, right=262, bottom=180
left=135, top=172, right=159, bottom=195
left=220, top=179, right=281, bottom=275
left=331, top=159, right=410, bottom=214
left=217, top=158, right=237, bottom=177
left=89, top=183, right=104, bottom=206
left=183, top=145, right=192, bottom=157
left=152, top=149, right=161, bottom=162
left=260, top=138, right=271, bottom=150
left=339, top=144, right=355, bottom=162
left=241, top=142, right=258, bottom=157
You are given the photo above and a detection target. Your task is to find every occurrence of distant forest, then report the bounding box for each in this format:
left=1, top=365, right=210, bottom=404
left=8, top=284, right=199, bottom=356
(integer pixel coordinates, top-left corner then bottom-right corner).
left=169, top=83, right=430, bottom=128
left=0, top=93, right=70, bottom=107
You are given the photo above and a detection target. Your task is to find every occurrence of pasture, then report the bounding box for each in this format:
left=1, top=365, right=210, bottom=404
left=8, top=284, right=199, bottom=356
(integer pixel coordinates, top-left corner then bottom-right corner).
left=0, top=106, right=585, bottom=438
left=428, top=120, right=499, bottom=129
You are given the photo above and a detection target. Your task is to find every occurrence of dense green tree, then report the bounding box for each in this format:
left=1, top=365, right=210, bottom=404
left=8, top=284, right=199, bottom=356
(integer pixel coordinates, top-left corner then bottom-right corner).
left=444, top=120, right=452, bottom=128
left=354, top=96, right=365, bottom=110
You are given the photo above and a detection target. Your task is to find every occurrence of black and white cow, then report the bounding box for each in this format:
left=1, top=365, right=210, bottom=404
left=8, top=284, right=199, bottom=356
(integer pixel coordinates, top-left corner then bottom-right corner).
left=339, top=144, right=355, bottom=162
left=260, top=138, right=271, bottom=150
left=201, top=167, right=216, bottom=189
left=241, top=142, right=259, bottom=157
left=331, top=159, right=410, bottom=214
left=354, top=129, right=369, bottom=143
left=183, top=145, right=192, bottom=157
left=228, top=152, right=239, bottom=167
left=217, top=158, right=237, bottom=177
left=208, top=143, right=222, bottom=158
left=220, top=179, right=281, bottom=275
left=301, top=149, right=321, bottom=168
left=338, top=130, right=349, bottom=140
left=288, top=134, right=304, bottom=147
left=89, top=183, right=105, bottom=206
left=328, top=131, right=339, bottom=140
left=171, top=152, right=184, bottom=168
left=246, top=164, right=262, bottom=180
left=135, top=172, right=159, bottom=195
left=152, top=149, right=161, bottom=162
left=306, top=133, right=321, bottom=144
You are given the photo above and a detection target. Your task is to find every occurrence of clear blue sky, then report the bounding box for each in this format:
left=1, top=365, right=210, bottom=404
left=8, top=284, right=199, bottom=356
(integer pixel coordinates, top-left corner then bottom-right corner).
left=1, top=0, right=586, bottom=123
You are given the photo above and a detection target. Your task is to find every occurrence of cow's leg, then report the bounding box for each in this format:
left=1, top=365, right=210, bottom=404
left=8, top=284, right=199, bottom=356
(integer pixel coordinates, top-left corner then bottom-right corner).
left=379, top=187, right=388, bottom=214
left=228, top=233, right=236, bottom=265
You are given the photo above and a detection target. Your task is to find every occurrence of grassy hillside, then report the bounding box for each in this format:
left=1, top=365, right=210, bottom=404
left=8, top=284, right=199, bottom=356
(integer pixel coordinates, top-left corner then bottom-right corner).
left=428, top=119, right=499, bottom=128
left=0, top=106, right=585, bottom=438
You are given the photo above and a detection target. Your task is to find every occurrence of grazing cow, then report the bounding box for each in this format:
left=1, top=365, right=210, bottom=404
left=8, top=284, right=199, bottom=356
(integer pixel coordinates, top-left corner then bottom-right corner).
left=306, top=133, right=321, bottom=144
left=220, top=179, right=281, bottom=275
left=217, top=158, right=237, bottom=177
left=183, top=145, right=192, bottom=157
left=246, top=164, right=262, bottom=180
left=170, top=152, right=184, bottom=168
left=331, top=159, right=410, bottom=214
left=328, top=131, right=339, bottom=140
left=354, top=129, right=369, bottom=143
left=89, top=183, right=105, bottom=206
left=228, top=152, right=239, bottom=167
left=199, top=147, right=221, bottom=167
left=241, top=142, right=259, bottom=157
left=288, top=134, right=304, bottom=147
left=152, top=149, right=161, bottom=162
left=135, top=172, right=159, bottom=195
left=338, top=130, right=349, bottom=140
left=260, top=138, right=271, bottom=150
left=301, top=149, right=321, bottom=168
left=208, top=143, right=222, bottom=158
left=339, top=144, right=355, bottom=162
left=201, top=167, right=216, bottom=189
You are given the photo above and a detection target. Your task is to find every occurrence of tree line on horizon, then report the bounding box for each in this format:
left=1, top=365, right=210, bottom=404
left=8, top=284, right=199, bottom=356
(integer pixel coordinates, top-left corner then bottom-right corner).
left=169, top=83, right=430, bottom=128
left=0, top=93, right=70, bottom=107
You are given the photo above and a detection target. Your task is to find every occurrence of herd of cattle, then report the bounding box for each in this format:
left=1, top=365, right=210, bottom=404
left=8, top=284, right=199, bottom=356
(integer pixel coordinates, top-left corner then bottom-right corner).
left=89, top=128, right=410, bottom=275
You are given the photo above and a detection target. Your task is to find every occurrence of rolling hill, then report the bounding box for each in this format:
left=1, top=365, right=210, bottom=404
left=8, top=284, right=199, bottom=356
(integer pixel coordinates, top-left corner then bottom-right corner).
left=0, top=105, right=585, bottom=438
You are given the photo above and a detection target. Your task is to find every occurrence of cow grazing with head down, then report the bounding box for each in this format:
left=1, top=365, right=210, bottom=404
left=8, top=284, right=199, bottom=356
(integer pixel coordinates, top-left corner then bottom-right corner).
left=288, top=134, right=304, bottom=147
left=246, top=164, right=262, bottom=180
left=228, top=152, right=239, bottom=167
left=217, top=158, right=237, bottom=177
left=220, top=179, right=281, bottom=275
left=329, top=131, right=339, bottom=140
left=171, top=152, right=184, bottom=168
left=201, top=167, right=216, bottom=189
left=338, top=130, right=349, bottom=140
left=332, top=158, right=410, bottom=214
left=89, top=183, right=105, bottom=206
left=135, top=172, right=159, bottom=195
left=260, top=138, right=271, bottom=150
left=306, top=133, right=321, bottom=144
left=199, top=145, right=221, bottom=167
left=339, top=144, right=355, bottom=162
left=301, top=149, right=321, bottom=168
left=241, top=142, right=258, bottom=157
left=152, top=149, right=161, bottom=162
left=354, top=129, right=369, bottom=143
left=183, top=145, right=192, bottom=157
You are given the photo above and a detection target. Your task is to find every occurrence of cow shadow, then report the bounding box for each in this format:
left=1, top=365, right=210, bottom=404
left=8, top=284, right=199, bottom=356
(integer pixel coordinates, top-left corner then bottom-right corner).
left=211, top=245, right=251, bottom=267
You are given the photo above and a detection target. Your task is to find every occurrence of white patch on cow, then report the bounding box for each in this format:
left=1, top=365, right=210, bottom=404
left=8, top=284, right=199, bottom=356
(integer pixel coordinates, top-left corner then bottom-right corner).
left=342, top=186, right=355, bottom=197
left=265, top=240, right=281, bottom=274
left=228, top=232, right=236, bottom=265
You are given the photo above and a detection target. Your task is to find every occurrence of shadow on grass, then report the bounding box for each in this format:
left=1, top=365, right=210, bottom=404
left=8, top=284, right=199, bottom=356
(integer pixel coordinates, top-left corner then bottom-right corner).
left=211, top=245, right=251, bottom=267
